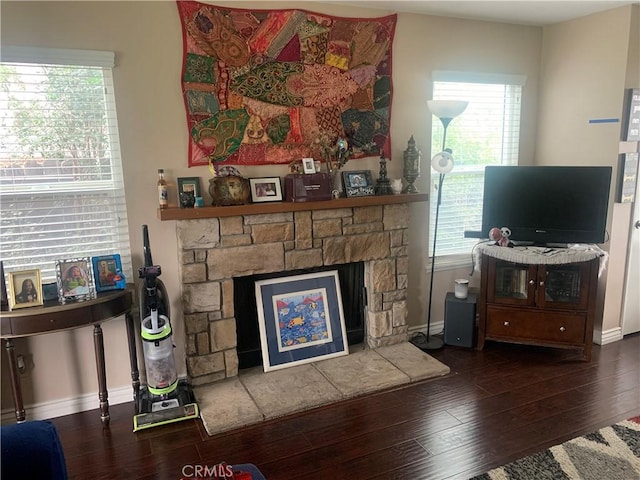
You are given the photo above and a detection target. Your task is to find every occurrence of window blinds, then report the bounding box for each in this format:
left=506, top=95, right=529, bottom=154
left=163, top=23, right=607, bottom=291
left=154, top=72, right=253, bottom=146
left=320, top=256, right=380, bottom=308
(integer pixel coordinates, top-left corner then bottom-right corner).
left=0, top=48, right=131, bottom=283
left=429, top=77, right=523, bottom=259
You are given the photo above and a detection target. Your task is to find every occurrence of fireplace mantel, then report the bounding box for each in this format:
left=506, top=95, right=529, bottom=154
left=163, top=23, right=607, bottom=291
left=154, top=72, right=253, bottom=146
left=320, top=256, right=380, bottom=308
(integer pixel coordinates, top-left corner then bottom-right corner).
left=158, top=193, right=428, bottom=220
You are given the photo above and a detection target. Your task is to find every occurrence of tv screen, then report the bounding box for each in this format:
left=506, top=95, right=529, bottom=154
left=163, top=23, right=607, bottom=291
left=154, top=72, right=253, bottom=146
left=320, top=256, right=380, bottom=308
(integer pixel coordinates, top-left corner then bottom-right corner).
left=481, top=166, right=612, bottom=245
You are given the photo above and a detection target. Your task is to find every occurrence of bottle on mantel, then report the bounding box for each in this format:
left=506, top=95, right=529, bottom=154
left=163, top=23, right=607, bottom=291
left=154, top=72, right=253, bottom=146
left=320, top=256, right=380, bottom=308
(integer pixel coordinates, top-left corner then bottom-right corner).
left=157, top=168, right=168, bottom=209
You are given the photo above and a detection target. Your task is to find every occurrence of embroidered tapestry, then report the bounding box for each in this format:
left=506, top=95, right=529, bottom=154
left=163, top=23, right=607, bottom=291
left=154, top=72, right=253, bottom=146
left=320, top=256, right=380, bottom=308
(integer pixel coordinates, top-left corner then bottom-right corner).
left=177, top=1, right=397, bottom=168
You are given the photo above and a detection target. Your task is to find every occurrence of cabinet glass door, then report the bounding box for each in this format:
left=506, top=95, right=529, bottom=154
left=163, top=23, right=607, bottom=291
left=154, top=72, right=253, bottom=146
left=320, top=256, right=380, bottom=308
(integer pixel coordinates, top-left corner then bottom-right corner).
left=538, top=264, right=590, bottom=309
left=488, top=260, right=535, bottom=305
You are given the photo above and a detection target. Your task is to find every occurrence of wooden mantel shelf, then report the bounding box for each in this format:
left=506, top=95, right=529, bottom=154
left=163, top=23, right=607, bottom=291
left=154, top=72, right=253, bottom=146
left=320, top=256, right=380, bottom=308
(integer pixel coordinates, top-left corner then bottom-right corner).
left=158, top=193, right=428, bottom=220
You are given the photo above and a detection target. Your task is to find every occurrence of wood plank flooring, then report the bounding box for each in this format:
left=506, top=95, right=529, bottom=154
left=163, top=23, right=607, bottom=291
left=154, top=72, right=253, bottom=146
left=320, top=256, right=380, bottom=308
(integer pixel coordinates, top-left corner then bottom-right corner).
left=49, top=333, right=640, bottom=479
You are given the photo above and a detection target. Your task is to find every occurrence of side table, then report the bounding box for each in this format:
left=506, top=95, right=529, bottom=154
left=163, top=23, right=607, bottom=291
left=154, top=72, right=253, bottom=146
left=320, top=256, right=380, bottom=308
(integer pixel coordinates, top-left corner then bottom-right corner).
left=0, top=287, right=139, bottom=425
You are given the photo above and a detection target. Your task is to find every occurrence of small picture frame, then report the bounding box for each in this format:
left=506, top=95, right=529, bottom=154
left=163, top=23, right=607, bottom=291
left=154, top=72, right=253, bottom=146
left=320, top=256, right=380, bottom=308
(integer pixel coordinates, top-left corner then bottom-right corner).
left=302, top=157, right=316, bottom=174
left=177, top=177, right=201, bottom=198
left=255, top=270, right=349, bottom=372
left=92, top=254, right=126, bottom=292
left=8, top=269, right=43, bottom=310
left=56, top=257, right=95, bottom=302
left=249, top=177, right=283, bottom=203
left=342, top=170, right=375, bottom=197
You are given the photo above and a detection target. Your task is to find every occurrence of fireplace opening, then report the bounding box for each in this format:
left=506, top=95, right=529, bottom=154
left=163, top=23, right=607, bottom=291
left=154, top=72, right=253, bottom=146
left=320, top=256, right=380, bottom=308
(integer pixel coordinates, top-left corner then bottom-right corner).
left=234, top=262, right=366, bottom=369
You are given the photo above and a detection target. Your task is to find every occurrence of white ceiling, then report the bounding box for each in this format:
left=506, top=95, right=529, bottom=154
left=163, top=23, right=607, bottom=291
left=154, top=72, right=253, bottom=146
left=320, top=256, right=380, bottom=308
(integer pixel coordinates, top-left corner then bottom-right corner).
left=332, top=1, right=638, bottom=26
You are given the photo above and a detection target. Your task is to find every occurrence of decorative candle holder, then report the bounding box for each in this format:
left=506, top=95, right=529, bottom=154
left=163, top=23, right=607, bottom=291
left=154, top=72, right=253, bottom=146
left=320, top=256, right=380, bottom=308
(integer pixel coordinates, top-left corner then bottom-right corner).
left=375, top=152, right=392, bottom=195
left=402, top=135, right=421, bottom=193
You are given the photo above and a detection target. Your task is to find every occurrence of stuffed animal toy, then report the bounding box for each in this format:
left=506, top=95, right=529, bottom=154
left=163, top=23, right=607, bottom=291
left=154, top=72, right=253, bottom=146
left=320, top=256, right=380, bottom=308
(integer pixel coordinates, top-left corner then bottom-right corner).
left=489, top=226, right=513, bottom=247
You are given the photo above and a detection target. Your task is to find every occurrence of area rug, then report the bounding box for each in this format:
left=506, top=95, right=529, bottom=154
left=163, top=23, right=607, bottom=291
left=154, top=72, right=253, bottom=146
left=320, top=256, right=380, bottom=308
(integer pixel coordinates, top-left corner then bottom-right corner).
left=471, top=416, right=640, bottom=480
left=194, top=342, right=450, bottom=436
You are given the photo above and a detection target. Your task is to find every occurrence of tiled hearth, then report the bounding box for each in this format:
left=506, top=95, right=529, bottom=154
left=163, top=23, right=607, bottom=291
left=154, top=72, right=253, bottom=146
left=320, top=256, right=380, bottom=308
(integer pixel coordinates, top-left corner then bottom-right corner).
left=176, top=203, right=411, bottom=387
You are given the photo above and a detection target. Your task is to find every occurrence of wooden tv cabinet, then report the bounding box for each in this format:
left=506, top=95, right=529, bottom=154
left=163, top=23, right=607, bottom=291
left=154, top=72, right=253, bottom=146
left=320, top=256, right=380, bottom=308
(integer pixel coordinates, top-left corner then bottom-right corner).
left=477, top=246, right=601, bottom=361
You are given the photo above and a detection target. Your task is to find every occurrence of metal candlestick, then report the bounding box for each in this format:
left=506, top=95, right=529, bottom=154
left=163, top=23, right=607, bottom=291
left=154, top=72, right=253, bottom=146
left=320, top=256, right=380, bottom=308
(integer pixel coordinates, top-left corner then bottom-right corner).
left=375, top=152, right=392, bottom=195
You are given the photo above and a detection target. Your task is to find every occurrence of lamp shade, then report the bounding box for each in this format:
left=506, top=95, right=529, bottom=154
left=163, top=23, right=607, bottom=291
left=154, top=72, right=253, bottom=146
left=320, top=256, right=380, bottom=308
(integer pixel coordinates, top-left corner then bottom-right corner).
left=431, top=151, right=454, bottom=173
left=427, top=100, right=468, bottom=120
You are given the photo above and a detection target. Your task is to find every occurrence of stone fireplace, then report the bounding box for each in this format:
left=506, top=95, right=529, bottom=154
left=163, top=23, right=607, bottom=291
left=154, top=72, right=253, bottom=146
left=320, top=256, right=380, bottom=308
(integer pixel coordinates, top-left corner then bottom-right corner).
left=175, top=203, right=412, bottom=387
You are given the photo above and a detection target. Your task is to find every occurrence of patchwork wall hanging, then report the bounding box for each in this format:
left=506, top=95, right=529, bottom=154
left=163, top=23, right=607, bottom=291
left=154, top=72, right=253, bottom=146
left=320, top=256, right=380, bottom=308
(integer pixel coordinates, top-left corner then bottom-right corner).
left=176, top=1, right=397, bottom=168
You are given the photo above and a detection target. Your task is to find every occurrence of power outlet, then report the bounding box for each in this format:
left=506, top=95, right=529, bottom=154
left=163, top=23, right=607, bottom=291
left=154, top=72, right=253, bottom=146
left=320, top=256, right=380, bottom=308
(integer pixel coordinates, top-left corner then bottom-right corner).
left=16, top=355, right=26, bottom=374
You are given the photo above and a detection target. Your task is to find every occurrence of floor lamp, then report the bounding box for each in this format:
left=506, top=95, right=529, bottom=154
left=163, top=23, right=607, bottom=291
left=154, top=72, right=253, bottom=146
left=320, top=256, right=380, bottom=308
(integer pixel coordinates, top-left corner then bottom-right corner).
left=421, top=99, right=468, bottom=350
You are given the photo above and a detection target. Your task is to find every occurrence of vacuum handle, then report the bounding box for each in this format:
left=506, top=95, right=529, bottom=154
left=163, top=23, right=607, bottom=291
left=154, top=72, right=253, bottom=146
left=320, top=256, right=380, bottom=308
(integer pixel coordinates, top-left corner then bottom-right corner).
left=142, top=224, right=153, bottom=267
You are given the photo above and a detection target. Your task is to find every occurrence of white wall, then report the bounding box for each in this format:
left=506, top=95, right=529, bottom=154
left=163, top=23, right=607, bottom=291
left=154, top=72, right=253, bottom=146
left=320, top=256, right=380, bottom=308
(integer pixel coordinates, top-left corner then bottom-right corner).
left=536, top=5, right=636, bottom=336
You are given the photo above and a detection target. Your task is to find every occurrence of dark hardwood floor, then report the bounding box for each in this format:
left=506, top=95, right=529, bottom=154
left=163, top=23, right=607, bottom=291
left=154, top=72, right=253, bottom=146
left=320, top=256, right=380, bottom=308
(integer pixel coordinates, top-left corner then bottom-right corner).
left=49, top=333, right=640, bottom=480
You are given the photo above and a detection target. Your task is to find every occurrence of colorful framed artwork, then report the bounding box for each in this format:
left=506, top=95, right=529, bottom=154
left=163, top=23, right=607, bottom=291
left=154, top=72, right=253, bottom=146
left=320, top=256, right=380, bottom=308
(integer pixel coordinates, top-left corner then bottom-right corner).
left=92, top=254, right=126, bottom=292
left=249, top=177, right=283, bottom=203
left=342, top=170, right=375, bottom=197
left=7, top=269, right=43, bottom=310
left=56, top=257, right=95, bottom=302
left=255, top=270, right=348, bottom=372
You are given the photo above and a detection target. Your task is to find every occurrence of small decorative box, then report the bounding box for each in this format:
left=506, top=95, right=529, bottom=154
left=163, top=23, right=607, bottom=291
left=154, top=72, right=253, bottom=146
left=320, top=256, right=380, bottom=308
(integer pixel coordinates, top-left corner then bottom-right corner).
left=284, top=173, right=332, bottom=202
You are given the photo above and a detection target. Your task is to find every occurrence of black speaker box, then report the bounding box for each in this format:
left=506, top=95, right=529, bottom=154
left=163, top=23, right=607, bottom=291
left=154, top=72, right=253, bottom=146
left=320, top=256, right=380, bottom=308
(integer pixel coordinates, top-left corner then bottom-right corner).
left=444, top=292, right=477, bottom=348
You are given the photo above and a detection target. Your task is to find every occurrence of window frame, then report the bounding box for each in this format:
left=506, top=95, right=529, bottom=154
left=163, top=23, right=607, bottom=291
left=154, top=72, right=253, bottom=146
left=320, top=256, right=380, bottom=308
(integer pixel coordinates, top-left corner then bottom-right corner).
left=0, top=46, right=132, bottom=284
left=428, top=71, right=525, bottom=271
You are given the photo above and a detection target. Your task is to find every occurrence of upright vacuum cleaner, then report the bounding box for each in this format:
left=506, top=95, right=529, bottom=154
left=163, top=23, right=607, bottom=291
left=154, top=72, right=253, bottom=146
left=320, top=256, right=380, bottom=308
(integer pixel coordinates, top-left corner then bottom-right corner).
left=133, top=225, right=199, bottom=432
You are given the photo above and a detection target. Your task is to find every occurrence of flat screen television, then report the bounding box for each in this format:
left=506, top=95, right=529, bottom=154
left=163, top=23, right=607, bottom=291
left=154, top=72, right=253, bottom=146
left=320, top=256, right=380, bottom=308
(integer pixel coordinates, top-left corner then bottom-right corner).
left=481, top=165, right=612, bottom=245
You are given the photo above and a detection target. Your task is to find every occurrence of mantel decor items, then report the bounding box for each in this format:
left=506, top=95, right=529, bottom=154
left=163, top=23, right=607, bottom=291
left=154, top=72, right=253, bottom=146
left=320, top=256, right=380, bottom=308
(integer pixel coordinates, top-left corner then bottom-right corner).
left=402, top=135, right=421, bottom=193
left=209, top=166, right=251, bottom=206
left=374, top=152, right=392, bottom=195
left=343, top=170, right=374, bottom=197
left=177, top=1, right=396, bottom=168
left=249, top=177, right=283, bottom=202
left=177, top=177, right=202, bottom=208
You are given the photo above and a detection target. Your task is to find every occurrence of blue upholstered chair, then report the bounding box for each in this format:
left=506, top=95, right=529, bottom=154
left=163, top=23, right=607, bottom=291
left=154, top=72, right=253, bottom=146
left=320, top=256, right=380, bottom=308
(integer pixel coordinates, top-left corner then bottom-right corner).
left=1, top=420, right=68, bottom=479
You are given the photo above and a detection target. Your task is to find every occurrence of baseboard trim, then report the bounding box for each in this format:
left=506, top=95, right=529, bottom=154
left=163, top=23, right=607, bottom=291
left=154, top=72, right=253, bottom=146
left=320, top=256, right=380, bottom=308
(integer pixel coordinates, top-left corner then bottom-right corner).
left=593, top=326, right=624, bottom=346
left=1, top=385, right=134, bottom=424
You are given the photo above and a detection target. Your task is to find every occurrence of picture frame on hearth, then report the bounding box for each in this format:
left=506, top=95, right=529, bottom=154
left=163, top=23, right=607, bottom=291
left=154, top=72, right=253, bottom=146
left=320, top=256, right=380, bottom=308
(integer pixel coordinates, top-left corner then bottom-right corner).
left=255, top=270, right=349, bottom=372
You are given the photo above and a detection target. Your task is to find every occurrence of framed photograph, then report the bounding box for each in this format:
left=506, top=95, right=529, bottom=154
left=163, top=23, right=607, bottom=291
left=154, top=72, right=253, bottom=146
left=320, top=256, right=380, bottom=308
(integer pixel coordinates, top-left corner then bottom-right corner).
left=177, top=177, right=201, bottom=197
left=249, top=177, right=283, bottom=203
left=7, top=269, right=43, bottom=310
left=92, top=254, right=126, bottom=292
left=255, top=270, right=349, bottom=372
left=56, top=257, right=95, bottom=302
left=302, top=157, right=316, bottom=174
left=342, top=170, right=375, bottom=197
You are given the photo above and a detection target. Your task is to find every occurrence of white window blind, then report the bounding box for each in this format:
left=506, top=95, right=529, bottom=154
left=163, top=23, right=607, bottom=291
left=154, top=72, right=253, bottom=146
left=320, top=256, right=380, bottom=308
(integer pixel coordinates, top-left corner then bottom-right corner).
left=0, top=47, right=132, bottom=283
left=429, top=74, right=523, bottom=261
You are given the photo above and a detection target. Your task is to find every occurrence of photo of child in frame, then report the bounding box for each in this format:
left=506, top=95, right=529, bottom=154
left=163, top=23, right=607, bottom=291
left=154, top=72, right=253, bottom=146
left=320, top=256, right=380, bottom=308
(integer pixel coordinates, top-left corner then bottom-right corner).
left=97, top=258, right=118, bottom=287
left=61, top=262, right=90, bottom=297
left=91, top=254, right=125, bottom=293
left=16, top=277, right=38, bottom=304
left=8, top=269, right=43, bottom=310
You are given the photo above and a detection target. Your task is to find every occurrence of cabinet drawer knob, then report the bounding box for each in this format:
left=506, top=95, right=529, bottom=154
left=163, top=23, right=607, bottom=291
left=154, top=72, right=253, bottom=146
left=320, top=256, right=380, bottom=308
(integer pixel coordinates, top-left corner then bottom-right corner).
left=560, top=326, right=566, bottom=332
left=539, top=281, right=545, bottom=286
left=528, top=280, right=535, bottom=285
left=504, top=321, right=510, bottom=326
